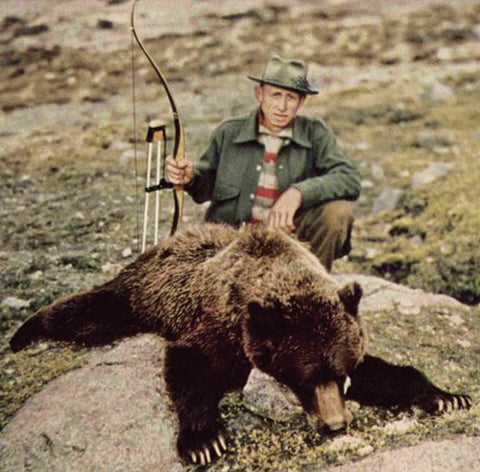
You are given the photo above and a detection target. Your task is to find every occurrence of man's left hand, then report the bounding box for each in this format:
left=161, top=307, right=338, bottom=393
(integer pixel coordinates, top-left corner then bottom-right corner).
left=266, top=187, right=302, bottom=233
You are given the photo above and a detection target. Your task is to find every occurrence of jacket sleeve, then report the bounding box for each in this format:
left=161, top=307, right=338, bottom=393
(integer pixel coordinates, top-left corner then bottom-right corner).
left=291, top=132, right=361, bottom=208
left=184, top=128, right=222, bottom=204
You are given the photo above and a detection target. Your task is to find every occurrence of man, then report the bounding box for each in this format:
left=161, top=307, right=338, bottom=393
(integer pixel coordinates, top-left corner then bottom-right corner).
left=166, top=55, right=361, bottom=271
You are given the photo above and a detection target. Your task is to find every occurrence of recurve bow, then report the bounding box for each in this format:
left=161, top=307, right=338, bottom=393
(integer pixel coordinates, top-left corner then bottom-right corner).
left=130, top=0, right=185, bottom=236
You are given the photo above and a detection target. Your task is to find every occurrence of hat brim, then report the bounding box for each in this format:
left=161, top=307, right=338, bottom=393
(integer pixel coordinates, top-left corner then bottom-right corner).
left=248, top=76, right=319, bottom=95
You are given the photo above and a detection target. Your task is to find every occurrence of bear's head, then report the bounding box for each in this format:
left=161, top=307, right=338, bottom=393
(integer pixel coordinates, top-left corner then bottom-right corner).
left=243, top=279, right=366, bottom=433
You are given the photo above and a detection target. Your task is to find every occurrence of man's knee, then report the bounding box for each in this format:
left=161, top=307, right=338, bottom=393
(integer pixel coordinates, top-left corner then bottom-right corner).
left=294, top=200, right=355, bottom=268
left=319, top=200, right=354, bottom=231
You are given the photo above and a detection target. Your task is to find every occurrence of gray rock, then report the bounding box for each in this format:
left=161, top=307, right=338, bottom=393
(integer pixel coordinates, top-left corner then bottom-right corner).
left=2, top=296, right=31, bottom=309
left=473, top=23, right=480, bottom=39
left=371, top=164, right=385, bottom=181
left=121, top=247, right=133, bottom=258
left=118, top=149, right=136, bottom=168
left=411, top=162, right=454, bottom=189
left=414, top=132, right=452, bottom=151
left=243, top=368, right=302, bottom=422
left=315, top=437, right=480, bottom=472
left=436, top=44, right=480, bottom=62
left=361, top=179, right=374, bottom=190
left=0, top=335, right=184, bottom=472
left=423, top=81, right=454, bottom=102
left=371, top=187, right=405, bottom=215
left=333, top=273, right=466, bottom=313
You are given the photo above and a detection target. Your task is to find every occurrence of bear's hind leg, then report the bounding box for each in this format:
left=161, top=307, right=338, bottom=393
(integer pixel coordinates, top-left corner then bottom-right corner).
left=348, top=354, right=472, bottom=414
left=165, top=341, right=250, bottom=465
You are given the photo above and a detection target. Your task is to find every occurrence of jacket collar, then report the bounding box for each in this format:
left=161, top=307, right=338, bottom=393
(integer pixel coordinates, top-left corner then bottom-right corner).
left=234, top=108, right=312, bottom=149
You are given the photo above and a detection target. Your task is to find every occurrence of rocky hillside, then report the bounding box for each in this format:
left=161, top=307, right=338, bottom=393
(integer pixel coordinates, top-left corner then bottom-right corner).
left=1, top=0, right=479, bottom=470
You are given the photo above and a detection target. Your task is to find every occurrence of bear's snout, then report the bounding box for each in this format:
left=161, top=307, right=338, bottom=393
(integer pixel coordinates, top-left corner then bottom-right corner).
left=308, top=380, right=353, bottom=433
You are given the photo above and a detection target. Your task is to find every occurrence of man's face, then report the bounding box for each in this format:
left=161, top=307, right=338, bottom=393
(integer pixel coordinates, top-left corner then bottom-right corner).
left=255, top=84, right=305, bottom=133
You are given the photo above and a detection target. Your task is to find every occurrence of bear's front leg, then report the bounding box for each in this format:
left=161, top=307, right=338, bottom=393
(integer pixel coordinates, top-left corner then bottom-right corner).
left=165, top=339, right=251, bottom=465
left=348, top=354, right=472, bottom=414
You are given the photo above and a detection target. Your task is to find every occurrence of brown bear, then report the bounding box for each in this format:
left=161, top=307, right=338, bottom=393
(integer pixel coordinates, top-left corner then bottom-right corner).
left=10, top=224, right=471, bottom=466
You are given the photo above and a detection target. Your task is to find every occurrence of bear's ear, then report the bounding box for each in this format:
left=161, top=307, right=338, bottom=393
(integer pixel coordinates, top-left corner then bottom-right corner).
left=338, top=281, right=363, bottom=317
left=247, top=300, right=284, bottom=340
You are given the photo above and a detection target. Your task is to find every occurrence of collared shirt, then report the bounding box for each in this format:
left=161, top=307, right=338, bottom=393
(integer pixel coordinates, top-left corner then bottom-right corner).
left=186, top=108, right=361, bottom=226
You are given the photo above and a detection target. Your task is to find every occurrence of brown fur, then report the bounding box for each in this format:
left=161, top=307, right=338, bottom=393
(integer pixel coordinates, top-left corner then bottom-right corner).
left=11, top=224, right=366, bottom=464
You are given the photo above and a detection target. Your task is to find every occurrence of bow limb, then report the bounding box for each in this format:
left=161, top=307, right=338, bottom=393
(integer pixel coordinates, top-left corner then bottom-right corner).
left=130, top=0, right=185, bottom=235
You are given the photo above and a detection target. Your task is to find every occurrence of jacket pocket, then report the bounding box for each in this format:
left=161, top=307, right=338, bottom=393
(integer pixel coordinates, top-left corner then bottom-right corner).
left=206, top=181, right=241, bottom=224
left=213, top=180, right=240, bottom=201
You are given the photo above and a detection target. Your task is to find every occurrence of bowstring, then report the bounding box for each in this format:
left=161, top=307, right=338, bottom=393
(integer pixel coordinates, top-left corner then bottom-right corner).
left=130, top=25, right=141, bottom=254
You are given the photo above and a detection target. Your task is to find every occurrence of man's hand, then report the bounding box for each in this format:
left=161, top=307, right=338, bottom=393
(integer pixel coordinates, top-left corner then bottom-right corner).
left=165, top=156, right=194, bottom=185
left=266, top=187, right=302, bottom=233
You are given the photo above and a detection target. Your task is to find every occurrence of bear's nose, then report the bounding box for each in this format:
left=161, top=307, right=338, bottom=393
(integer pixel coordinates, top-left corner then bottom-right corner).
left=310, top=380, right=353, bottom=434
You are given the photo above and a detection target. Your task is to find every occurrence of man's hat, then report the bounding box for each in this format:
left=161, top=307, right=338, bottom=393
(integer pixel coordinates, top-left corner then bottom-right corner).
left=248, top=55, right=318, bottom=95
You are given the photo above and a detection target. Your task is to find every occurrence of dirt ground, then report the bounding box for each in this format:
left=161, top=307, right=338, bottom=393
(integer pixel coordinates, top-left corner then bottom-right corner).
left=1, top=0, right=479, bottom=470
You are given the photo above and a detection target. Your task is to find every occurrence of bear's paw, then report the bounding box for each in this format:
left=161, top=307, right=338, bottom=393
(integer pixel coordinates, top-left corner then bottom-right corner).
left=178, top=427, right=228, bottom=466
left=421, top=392, right=472, bottom=414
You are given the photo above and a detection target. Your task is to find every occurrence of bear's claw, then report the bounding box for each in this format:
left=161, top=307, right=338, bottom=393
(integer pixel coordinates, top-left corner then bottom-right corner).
left=433, top=393, right=472, bottom=414
left=187, top=433, right=228, bottom=465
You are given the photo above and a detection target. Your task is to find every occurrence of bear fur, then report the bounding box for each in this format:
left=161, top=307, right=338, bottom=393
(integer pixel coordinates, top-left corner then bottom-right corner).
left=10, top=224, right=471, bottom=466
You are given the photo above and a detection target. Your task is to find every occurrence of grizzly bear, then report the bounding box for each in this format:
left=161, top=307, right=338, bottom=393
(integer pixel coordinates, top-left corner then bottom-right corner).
left=10, top=224, right=471, bottom=466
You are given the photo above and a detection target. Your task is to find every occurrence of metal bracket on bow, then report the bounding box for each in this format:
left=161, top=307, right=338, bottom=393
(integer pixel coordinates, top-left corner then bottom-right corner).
left=130, top=0, right=185, bottom=245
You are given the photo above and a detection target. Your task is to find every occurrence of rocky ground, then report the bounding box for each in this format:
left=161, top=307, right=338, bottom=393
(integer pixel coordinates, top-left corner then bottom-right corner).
left=1, top=0, right=479, bottom=470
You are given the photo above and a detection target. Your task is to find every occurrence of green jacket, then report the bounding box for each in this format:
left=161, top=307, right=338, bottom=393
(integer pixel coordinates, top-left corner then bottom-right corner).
left=186, top=109, right=361, bottom=226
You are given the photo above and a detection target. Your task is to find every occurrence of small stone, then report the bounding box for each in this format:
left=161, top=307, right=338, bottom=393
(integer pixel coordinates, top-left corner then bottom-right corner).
left=473, top=23, right=480, bottom=38
left=122, top=248, right=133, bottom=259
left=371, top=164, right=385, bottom=181
left=365, top=248, right=380, bottom=260
left=356, top=141, right=370, bottom=151
left=384, top=417, right=418, bottom=435
left=414, top=132, right=452, bottom=151
left=371, top=187, right=405, bottom=215
left=110, top=140, right=130, bottom=151
left=2, top=296, right=31, bottom=309
left=411, top=162, right=454, bottom=189
left=29, top=270, right=44, bottom=281
left=457, top=339, right=471, bottom=348
left=423, top=81, right=454, bottom=102
left=440, top=243, right=455, bottom=256
left=118, top=149, right=136, bottom=168
left=361, top=179, right=374, bottom=189
left=243, top=369, right=302, bottom=422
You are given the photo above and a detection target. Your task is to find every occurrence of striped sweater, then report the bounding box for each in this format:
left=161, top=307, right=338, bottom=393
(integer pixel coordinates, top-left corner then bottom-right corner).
left=249, top=122, right=292, bottom=224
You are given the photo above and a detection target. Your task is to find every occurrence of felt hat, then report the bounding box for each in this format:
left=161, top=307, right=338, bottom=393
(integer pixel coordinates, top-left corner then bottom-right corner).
left=248, top=55, right=318, bottom=95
